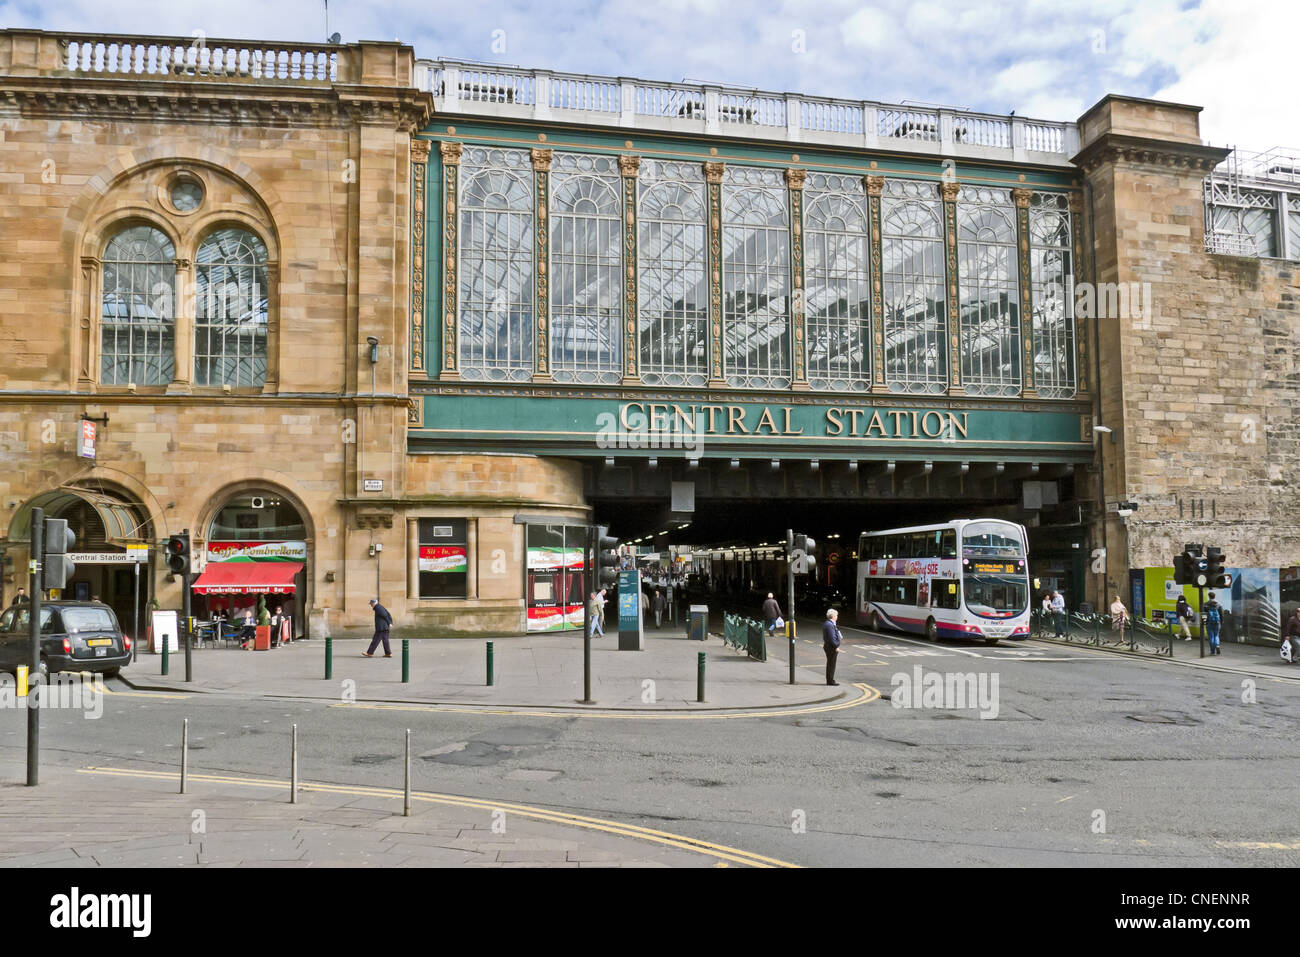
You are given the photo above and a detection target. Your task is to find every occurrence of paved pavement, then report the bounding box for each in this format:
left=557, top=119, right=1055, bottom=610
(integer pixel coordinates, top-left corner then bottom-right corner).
left=0, top=764, right=734, bottom=868
left=121, top=622, right=845, bottom=710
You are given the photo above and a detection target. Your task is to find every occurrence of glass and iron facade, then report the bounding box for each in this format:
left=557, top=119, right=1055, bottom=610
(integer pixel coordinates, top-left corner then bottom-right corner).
left=420, top=123, right=1085, bottom=400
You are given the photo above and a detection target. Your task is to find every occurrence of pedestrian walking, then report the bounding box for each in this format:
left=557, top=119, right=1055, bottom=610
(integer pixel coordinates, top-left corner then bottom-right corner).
left=652, top=589, right=665, bottom=628
left=362, top=598, right=393, bottom=657
left=1203, top=591, right=1224, bottom=655
left=761, top=592, right=783, bottom=636
left=1282, top=608, right=1300, bottom=664
left=1176, top=594, right=1193, bottom=641
left=588, top=591, right=604, bottom=638
left=1050, top=590, right=1066, bottom=638
left=1110, top=595, right=1128, bottom=642
left=822, top=608, right=843, bottom=686
left=13, top=587, right=28, bottom=604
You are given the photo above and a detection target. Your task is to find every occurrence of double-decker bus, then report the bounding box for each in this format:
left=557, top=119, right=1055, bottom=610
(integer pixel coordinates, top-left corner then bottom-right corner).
left=856, top=519, right=1031, bottom=645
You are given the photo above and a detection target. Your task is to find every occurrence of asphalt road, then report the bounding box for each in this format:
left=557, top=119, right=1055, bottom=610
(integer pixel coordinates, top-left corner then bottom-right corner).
left=3, top=626, right=1298, bottom=867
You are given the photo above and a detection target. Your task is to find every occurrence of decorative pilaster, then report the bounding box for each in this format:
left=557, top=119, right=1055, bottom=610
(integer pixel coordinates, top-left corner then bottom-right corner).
left=1068, top=191, right=1088, bottom=396
left=1013, top=187, right=1037, bottom=397
left=78, top=256, right=100, bottom=388
left=940, top=180, right=963, bottom=395
left=438, top=141, right=462, bottom=381
left=619, top=154, right=641, bottom=384
left=169, top=257, right=193, bottom=391
left=531, top=147, right=554, bottom=381
left=864, top=175, right=886, bottom=391
left=786, top=167, right=808, bottom=390
left=704, top=161, right=726, bottom=388
left=409, top=139, right=431, bottom=375
left=406, top=518, right=419, bottom=601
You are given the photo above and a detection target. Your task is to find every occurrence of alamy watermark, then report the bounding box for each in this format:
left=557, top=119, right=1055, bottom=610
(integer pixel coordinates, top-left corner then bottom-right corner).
left=890, top=666, right=1000, bottom=720
left=0, top=672, right=104, bottom=719
left=595, top=406, right=705, bottom=456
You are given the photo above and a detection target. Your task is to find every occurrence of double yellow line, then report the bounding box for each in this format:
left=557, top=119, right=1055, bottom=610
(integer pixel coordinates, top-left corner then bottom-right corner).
left=78, top=766, right=798, bottom=868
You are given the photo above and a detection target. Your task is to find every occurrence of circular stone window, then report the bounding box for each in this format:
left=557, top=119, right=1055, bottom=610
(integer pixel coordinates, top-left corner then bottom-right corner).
left=169, top=176, right=204, bottom=213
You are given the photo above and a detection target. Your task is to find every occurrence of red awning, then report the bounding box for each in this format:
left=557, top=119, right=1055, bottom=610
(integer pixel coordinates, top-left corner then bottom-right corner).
left=191, top=562, right=303, bottom=595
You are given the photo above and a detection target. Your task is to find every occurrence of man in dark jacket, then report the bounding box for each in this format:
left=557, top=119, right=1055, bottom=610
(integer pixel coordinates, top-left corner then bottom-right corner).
left=762, top=593, right=782, bottom=635
left=1203, top=592, right=1224, bottom=655
left=822, top=609, right=843, bottom=686
left=1175, top=594, right=1193, bottom=641
left=363, top=598, right=393, bottom=657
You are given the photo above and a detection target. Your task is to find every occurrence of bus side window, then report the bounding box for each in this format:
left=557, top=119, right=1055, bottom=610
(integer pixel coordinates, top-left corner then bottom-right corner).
left=941, top=530, right=956, bottom=559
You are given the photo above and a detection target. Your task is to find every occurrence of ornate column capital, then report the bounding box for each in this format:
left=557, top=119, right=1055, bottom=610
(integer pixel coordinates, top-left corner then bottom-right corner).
left=530, top=147, right=554, bottom=171
left=618, top=155, right=641, bottom=178
left=411, top=139, right=432, bottom=163
left=438, top=141, right=463, bottom=165
left=173, top=258, right=192, bottom=271
left=703, top=161, right=726, bottom=185
left=80, top=256, right=102, bottom=270
left=784, top=167, right=807, bottom=190
left=1013, top=187, right=1034, bottom=209
left=940, top=180, right=960, bottom=202
left=864, top=174, right=885, bottom=197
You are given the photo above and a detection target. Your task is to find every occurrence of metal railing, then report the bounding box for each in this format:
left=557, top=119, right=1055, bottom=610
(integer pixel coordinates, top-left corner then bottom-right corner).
left=1032, top=608, right=1173, bottom=656
left=722, top=613, right=767, bottom=661
left=416, top=58, right=1078, bottom=162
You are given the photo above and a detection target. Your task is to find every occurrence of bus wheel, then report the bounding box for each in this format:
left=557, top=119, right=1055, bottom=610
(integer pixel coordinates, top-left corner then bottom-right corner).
left=925, top=618, right=938, bottom=642
left=869, top=611, right=881, bottom=633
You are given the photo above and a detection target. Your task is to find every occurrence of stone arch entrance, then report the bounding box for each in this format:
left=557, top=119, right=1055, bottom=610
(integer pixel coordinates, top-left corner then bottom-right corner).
left=193, top=484, right=312, bottom=638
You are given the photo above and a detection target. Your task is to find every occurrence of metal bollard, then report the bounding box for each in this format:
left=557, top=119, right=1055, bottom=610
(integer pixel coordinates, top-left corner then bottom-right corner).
left=180, top=718, right=188, bottom=794
left=290, top=723, right=298, bottom=804
left=162, top=635, right=169, bottom=676
left=402, top=639, right=410, bottom=683
left=486, top=641, right=494, bottom=686
left=403, top=728, right=411, bottom=817
left=697, top=651, right=705, bottom=703
left=324, top=636, right=333, bottom=680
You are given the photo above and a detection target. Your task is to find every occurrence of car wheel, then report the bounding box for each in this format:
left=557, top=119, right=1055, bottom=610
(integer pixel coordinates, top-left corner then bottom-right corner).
left=925, top=618, right=938, bottom=642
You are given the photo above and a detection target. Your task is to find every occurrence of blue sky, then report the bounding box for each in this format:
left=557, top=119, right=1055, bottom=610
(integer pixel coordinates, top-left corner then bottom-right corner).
left=2, top=0, right=1294, bottom=149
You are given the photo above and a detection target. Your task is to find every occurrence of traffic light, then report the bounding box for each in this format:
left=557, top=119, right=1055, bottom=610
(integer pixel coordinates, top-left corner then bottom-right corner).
left=595, top=526, right=619, bottom=590
left=1206, top=546, right=1231, bottom=589
left=166, top=532, right=190, bottom=578
left=791, top=533, right=817, bottom=576
left=43, top=518, right=76, bottom=589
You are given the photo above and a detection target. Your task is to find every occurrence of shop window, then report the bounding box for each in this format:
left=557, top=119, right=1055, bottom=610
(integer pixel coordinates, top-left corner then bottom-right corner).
left=419, top=519, right=468, bottom=599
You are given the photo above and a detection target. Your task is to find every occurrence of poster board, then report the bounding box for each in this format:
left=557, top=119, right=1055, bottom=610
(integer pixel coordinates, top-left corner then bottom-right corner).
left=150, top=610, right=179, bottom=653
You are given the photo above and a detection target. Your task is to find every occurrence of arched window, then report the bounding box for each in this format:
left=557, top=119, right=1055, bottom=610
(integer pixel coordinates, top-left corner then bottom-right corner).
left=195, top=228, right=269, bottom=387
left=638, top=160, right=708, bottom=386
left=100, top=225, right=175, bottom=385
left=957, top=187, right=1020, bottom=396
left=805, top=174, right=870, bottom=391
left=458, top=147, right=534, bottom=381
left=881, top=180, right=946, bottom=394
left=1029, top=193, right=1076, bottom=398
left=723, top=166, right=790, bottom=389
left=550, top=152, right=622, bottom=384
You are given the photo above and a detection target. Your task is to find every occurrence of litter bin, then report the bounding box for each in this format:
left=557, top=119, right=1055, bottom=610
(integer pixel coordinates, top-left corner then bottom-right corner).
left=688, top=605, right=708, bottom=641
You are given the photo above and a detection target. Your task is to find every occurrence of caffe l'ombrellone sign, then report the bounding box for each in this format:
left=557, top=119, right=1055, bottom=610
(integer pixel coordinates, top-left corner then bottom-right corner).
left=419, top=545, right=468, bottom=573
left=207, top=541, right=307, bottom=562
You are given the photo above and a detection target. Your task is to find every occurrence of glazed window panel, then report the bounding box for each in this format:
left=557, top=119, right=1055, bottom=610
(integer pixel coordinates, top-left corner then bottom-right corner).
left=722, top=165, right=790, bottom=390
left=881, top=180, right=946, bottom=394
left=805, top=173, right=870, bottom=392
left=550, top=153, right=623, bottom=384
left=418, top=518, right=468, bottom=600
left=195, top=228, right=269, bottom=388
left=1029, top=192, right=1076, bottom=399
left=638, top=160, right=709, bottom=386
left=100, top=225, right=176, bottom=385
left=1288, top=201, right=1300, bottom=261
left=957, top=186, right=1020, bottom=397
left=458, top=146, right=535, bottom=381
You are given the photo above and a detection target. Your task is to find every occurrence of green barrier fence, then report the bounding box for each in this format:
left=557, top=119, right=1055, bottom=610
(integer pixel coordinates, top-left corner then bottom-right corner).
left=722, top=613, right=766, bottom=661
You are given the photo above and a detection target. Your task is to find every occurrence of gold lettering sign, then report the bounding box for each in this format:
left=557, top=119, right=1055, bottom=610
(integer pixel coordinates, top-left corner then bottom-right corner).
left=614, top=404, right=969, bottom=439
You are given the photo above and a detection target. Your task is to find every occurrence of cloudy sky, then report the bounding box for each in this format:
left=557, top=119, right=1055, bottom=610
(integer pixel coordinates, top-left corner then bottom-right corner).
left=2, top=0, right=1293, bottom=150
